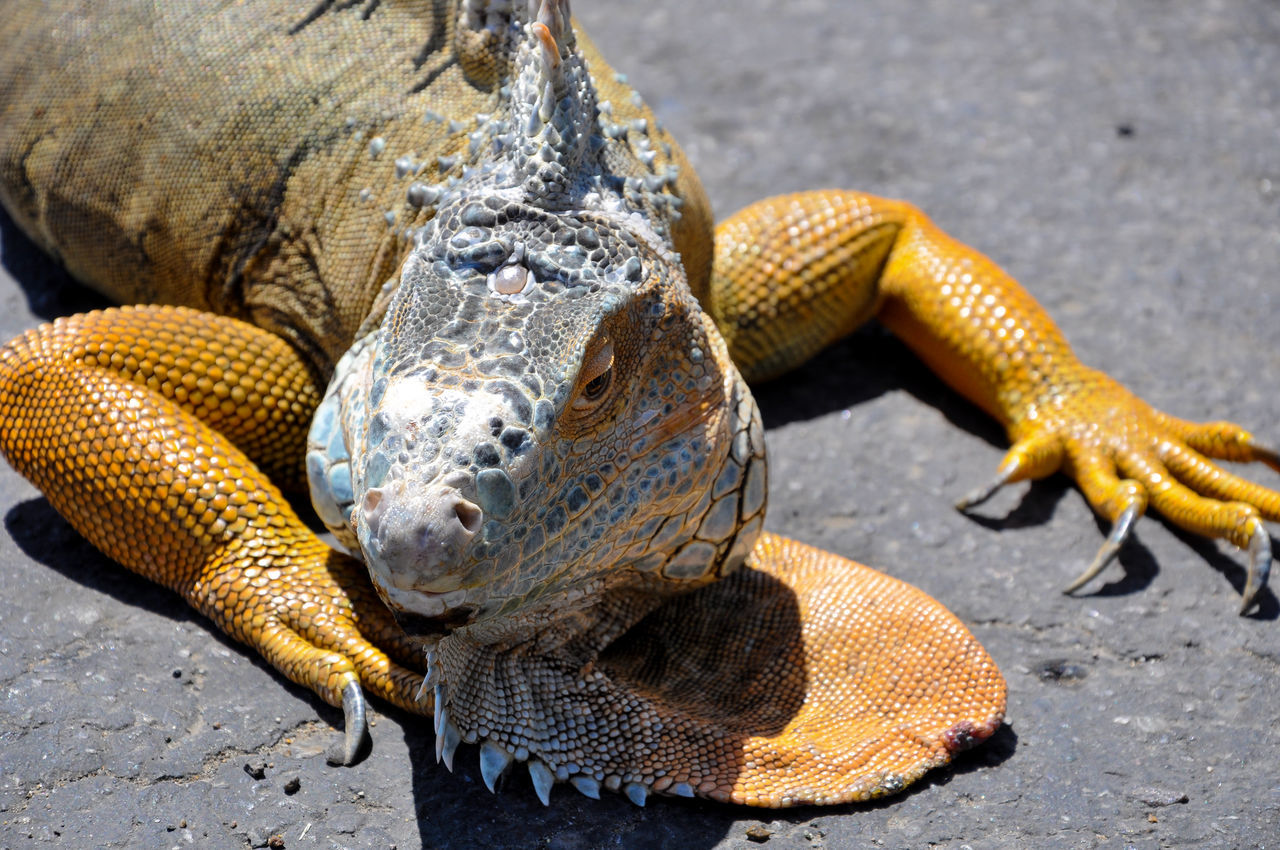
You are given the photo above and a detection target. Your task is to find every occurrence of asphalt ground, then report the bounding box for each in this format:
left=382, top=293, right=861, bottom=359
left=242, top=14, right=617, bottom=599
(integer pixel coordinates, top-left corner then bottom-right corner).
left=2, top=1, right=1279, bottom=848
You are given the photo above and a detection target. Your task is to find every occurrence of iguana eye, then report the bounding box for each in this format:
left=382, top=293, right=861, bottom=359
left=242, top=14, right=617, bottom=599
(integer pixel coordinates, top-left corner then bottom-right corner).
left=573, top=338, right=614, bottom=410
left=582, top=369, right=611, bottom=400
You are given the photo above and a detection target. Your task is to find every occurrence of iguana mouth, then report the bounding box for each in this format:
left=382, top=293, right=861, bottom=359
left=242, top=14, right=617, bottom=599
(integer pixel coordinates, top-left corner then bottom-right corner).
left=392, top=607, right=476, bottom=638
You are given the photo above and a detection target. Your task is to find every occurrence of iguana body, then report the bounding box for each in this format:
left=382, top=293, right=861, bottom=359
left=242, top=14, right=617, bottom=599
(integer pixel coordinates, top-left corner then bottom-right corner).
left=0, top=0, right=1275, bottom=809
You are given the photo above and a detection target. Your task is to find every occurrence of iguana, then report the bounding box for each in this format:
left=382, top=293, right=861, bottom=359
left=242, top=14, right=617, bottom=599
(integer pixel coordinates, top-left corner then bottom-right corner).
left=0, top=0, right=1276, bottom=809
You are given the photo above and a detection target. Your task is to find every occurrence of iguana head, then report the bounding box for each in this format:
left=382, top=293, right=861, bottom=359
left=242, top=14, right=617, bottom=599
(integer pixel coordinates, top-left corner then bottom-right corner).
left=302, top=2, right=781, bottom=802
left=353, top=201, right=764, bottom=637
left=338, top=5, right=765, bottom=640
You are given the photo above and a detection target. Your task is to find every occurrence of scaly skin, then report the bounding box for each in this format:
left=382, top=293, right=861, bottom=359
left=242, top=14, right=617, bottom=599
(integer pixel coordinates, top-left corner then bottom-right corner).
left=711, top=190, right=1279, bottom=605
left=0, top=308, right=423, bottom=717
left=0, top=0, right=1274, bottom=808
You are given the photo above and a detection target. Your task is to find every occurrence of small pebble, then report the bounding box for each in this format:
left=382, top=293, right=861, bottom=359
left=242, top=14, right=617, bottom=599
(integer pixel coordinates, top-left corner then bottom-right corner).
left=1129, top=786, right=1189, bottom=807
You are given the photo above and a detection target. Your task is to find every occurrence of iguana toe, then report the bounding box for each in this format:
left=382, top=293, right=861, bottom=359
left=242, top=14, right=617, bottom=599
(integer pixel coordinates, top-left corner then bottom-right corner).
left=325, top=681, right=371, bottom=766
left=956, top=430, right=1068, bottom=513
left=1064, top=499, right=1144, bottom=595
left=954, top=461, right=1019, bottom=512
left=1241, top=522, right=1272, bottom=615
left=1244, top=439, right=1280, bottom=471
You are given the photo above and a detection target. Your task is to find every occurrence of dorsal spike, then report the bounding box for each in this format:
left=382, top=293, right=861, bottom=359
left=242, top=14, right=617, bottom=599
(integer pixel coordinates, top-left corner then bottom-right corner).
left=505, top=1, right=598, bottom=209
left=438, top=718, right=462, bottom=771
left=528, top=760, right=555, bottom=806
left=530, top=0, right=571, bottom=48
left=433, top=706, right=451, bottom=762
left=479, top=740, right=514, bottom=793
left=533, top=21, right=560, bottom=67
left=570, top=775, right=601, bottom=800
left=432, top=684, right=445, bottom=734
left=623, top=781, right=648, bottom=807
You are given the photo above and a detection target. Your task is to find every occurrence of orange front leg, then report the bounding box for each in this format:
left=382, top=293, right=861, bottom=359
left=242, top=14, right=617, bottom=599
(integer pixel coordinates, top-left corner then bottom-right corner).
left=709, top=190, right=1279, bottom=612
left=0, top=306, right=426, bottom=761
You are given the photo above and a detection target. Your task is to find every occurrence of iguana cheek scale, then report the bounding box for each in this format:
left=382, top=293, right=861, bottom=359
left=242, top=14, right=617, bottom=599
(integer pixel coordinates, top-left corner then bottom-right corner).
left=0, top=0, right=1275, bottom=808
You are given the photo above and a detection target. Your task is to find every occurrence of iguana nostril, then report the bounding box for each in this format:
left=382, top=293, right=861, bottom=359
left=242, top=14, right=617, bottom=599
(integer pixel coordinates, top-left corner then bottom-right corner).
left=362, top=487, right=385, bottom=531
left=454, top=497, right=484, bottom=534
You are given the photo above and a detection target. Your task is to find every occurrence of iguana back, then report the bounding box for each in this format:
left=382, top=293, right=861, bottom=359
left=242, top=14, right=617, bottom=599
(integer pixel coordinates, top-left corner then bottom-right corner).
left=0, top=0, right=712, bottom=373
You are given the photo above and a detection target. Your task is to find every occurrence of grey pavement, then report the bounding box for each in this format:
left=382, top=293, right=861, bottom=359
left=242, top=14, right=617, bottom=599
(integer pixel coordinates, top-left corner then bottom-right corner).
left=2, top=1, right=1279, bottom=848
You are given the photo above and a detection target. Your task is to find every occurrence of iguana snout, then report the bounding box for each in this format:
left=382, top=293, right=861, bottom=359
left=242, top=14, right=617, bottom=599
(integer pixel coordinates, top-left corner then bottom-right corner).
left=349, top=370, right=541, bottom=630
left=361, top=481, right=483, bottom=619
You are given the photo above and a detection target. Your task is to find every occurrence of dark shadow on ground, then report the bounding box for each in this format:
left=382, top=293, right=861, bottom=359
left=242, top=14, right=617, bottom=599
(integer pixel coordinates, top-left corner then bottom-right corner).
left=751, top=322, right=1005, bottom=449
left=0, top=205, right=109, bottom=319
left=751, top=323, right=1280, bottom=615
left=7, top=496, right=195, bottom=622
left=4, top=497, right=355, bottom=733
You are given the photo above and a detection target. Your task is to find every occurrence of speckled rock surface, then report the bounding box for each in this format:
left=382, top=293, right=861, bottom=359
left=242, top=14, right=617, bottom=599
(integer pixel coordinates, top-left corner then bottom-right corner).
left=2, top=1, right=1278, bottom=848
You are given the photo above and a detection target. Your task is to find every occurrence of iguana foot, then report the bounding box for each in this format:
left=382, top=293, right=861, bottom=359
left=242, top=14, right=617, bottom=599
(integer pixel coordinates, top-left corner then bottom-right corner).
left=196, top=541, right=430, bottom=763
left=418, top=533, right=1006, bottom=808
left=957, top=368, right=1280, bottom=612
left=0, top=307, right=428, bottom=759
left=707, top=188, right=1278, bottom=612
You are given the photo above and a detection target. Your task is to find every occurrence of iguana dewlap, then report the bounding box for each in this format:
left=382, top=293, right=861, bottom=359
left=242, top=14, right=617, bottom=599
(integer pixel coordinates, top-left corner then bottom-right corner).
left=0, top=0, right=1276, bottom=808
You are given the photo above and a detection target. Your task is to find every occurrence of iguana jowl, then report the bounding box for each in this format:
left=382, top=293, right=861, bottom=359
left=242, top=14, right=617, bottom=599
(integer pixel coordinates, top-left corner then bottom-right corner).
left=0, top=0, right=1276, bottom=808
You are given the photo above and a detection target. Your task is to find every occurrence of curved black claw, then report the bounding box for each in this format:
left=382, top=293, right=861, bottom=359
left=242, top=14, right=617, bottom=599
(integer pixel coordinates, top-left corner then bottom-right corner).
left=325, top=680, right=371, bottom=766
left=1064, top=502, right=1141, bottom=595
left=1240, top=523, right=1272, bottom=615
left=955, top=461, right=1019, bottom=512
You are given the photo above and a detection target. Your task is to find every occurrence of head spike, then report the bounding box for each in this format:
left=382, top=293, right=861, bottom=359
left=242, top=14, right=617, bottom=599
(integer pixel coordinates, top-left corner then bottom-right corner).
left=535, top=0, right=571, bottom=48
left=504, top=1, right=598, bottom=208
left=532, top=21, right=561, bottom=72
